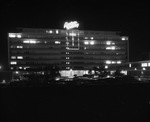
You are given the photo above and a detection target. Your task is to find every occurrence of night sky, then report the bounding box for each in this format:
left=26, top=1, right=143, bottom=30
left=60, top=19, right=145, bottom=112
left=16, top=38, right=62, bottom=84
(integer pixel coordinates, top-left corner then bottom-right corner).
left=0, top=0, right=150, bottom=68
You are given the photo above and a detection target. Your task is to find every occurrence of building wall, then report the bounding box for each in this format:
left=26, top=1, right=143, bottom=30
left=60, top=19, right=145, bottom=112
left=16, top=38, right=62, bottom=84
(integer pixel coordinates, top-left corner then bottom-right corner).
left=8, top=28, right=129, bottom=76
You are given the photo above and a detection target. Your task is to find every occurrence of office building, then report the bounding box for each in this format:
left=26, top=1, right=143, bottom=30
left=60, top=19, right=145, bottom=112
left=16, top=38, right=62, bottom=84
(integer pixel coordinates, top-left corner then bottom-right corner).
left=8, top=27, right=129, bottom=77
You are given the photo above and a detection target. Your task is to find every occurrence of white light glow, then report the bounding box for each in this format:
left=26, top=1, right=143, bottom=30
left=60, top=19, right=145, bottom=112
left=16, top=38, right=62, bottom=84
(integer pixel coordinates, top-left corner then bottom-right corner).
left=19, top=67, right=22, bottom=69
left=55, top=41, right=61, bottom=44
left=129, top=64, right=131, bottom=67
left=23, top=40, right=37, bottom=44
left=117, top=61, right=121, bottom=64
left=90, top=41, right=95, bottom=45
left=112, top=61, right=116, bottom=64
left=17, top=56, right=23, bottom=59
left=148, top=63, right=150, bottom=67
left=106, top=60, right=111, bottom=64
left=11, top=56, right=16, bottom=59
left=10, top=61, right=17, bottom=65
left=84, top=37, right=88, bottom=39
left=134, top=68, right=137, bottom=70
left=49, top=30, right=53, bottom=33
left=106, top=41, right=111, bottom=45
left=141, top=63, right=147, bottom=67
left=17, top=35, right=21, bottom=38
left=9, top=34, right=16, bottom=38
left=64, top=21, right=79, bottom=30
left=84, top=41, right=89, bottom=45
left=143, top=68, right=146, bottom=70
left=17, top=46, right=23, bottom=48
left=105, top=65, right=108, bottom=69
left=69, top=33, right=77, bottom=36
left=121, top=37, right=128, bottom=40
left=0, top=66, right=2, bottom=69
left=106, top=46, right=116, bottom=50
left=91, top=37, right=94, bottom=40
left=56, top=30, right=59, bottom=34
left=15, top=71, right=19, bottom=74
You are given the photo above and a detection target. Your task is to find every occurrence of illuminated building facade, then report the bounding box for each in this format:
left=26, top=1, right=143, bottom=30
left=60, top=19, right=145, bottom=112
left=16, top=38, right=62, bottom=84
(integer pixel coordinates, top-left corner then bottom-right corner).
left=8, top=28, right=129, bottom=77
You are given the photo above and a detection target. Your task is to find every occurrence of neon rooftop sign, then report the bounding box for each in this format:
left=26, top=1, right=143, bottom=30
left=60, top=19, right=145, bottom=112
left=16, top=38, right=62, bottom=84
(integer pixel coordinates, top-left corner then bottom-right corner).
left=64, top=21, right=79, bottom=30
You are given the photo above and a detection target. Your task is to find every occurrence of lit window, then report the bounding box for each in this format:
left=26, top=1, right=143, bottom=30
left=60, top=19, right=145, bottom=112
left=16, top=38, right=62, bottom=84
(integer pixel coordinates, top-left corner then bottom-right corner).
left=56, top=30, right=59, bottom=34
left=111, top=46, right=115, bottom=50
left=11, top=56, right=16, bottom=59
left=121, top=37, right=128, bottom=40
left=84, top=47, right=86, bottom=50
left=106, top=46, right=116, bottom=50
left=10, top=61, right=17, bottom=65
left=17, top=46, right=23, bottom=48
left=134, top=68, right=137, bottom=70
left=106, top=41, right=111, bottom=45
left=66, top=57, right=69, bottom=59
left=9, top=34, right=16, bottom=38
left=69, top=33, right=76, bottom=36
left=11, top=67, right=13, bottom=70
left=90, top=41, right=95, bottom=45
left=17, top=56, right=23, bottom=59
left=19, top=67, right=22, bottom=69
left=106, top=60, right=111, bottom=64
left=129, top=64, right=131, bottom=67
left=141, top=63, right=147, bottom=67
left=17, top=34, right=21, bottom=38
left=91, top=37, right=94, bottom=40
left=49, top=30, right=53, bottom=33
left=148, top=63, right=150, bottom=67
left=23, top=40, right=37, bottom=44
left=112, top=61, right=116, bottom=64
left=117, top=61, right=121, bottom=64
left=105, top=65, right=108, bottom=69
left=66, top=62, right=70, bottom=64
left=66, top=52, right=69, bottom=54
left=84, top=41, right=89, bottom=45
left=84, top=37, right=88, bottom=39
left=55, top=41, right=61, bottom=44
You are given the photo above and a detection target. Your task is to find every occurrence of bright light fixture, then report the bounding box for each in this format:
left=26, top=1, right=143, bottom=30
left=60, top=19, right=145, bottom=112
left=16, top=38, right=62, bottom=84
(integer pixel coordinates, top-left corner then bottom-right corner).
left=9, top=34, right=16, bottom=38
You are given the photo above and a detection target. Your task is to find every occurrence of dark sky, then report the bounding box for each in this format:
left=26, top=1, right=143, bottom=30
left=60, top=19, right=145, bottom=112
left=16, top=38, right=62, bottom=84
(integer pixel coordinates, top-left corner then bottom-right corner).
left=0, top=0, right=150, bottom=68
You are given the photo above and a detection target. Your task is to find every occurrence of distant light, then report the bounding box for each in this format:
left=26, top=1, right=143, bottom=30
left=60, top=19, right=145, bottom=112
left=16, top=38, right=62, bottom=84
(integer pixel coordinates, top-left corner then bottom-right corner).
left=11, top=56, right=16, bottom=59
left=105, top=65, right=108, bottom=69
left=143, top=67, right=146, bottom=70
left=64, top=21, right=79, bottom=30
left=106, top=41, right=111, bottom=45
left=17, top=34, right=21, bottom=38
left=117, top=61, right=121, bottom=64
left=15, top=71, right=19, bottom=74
left=90, top=41, right=95, bottom=45
left=2, top=80, right=6, bottom=83
left=112, top=61, right=116, bottom=64
left=0, top=66, right=2, bottom=69
left=141, top=63, right=147, bottom=67
left=84, top=47, right=87, bottom=50
left=91, top=37, right=94, bottom=40
left=148, top=63, right=150, bottom=67
left=49, top=30, right=53, bottom=33
left=84, top=41, right=89, bottom=45
left=121, top=37, right=128, bottom=40
left=55, top=41, right=61, bottom=44
left=129, top=64, right=131, bottom=67
left=19, top=67, right=22, bottom=69
left=134, top=68, right=137, bottom=70
left=9, top=34, right=16, bottom=38
left=17, top=46, right=23, bottom=48
left=17, top=56, right=23, bottom=59
left=10, top=61, right=17, bottom=65
left=106, top=46, right=116, bottom=50
left=56, top=30, right=59, bottom=34
left=84, top=37, right=88, bottom=39
left=106, top=60, right=111, bottom=64
left=23, top=40, right=37, bottom=44
left=69, top=33, right=76, bottom=36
